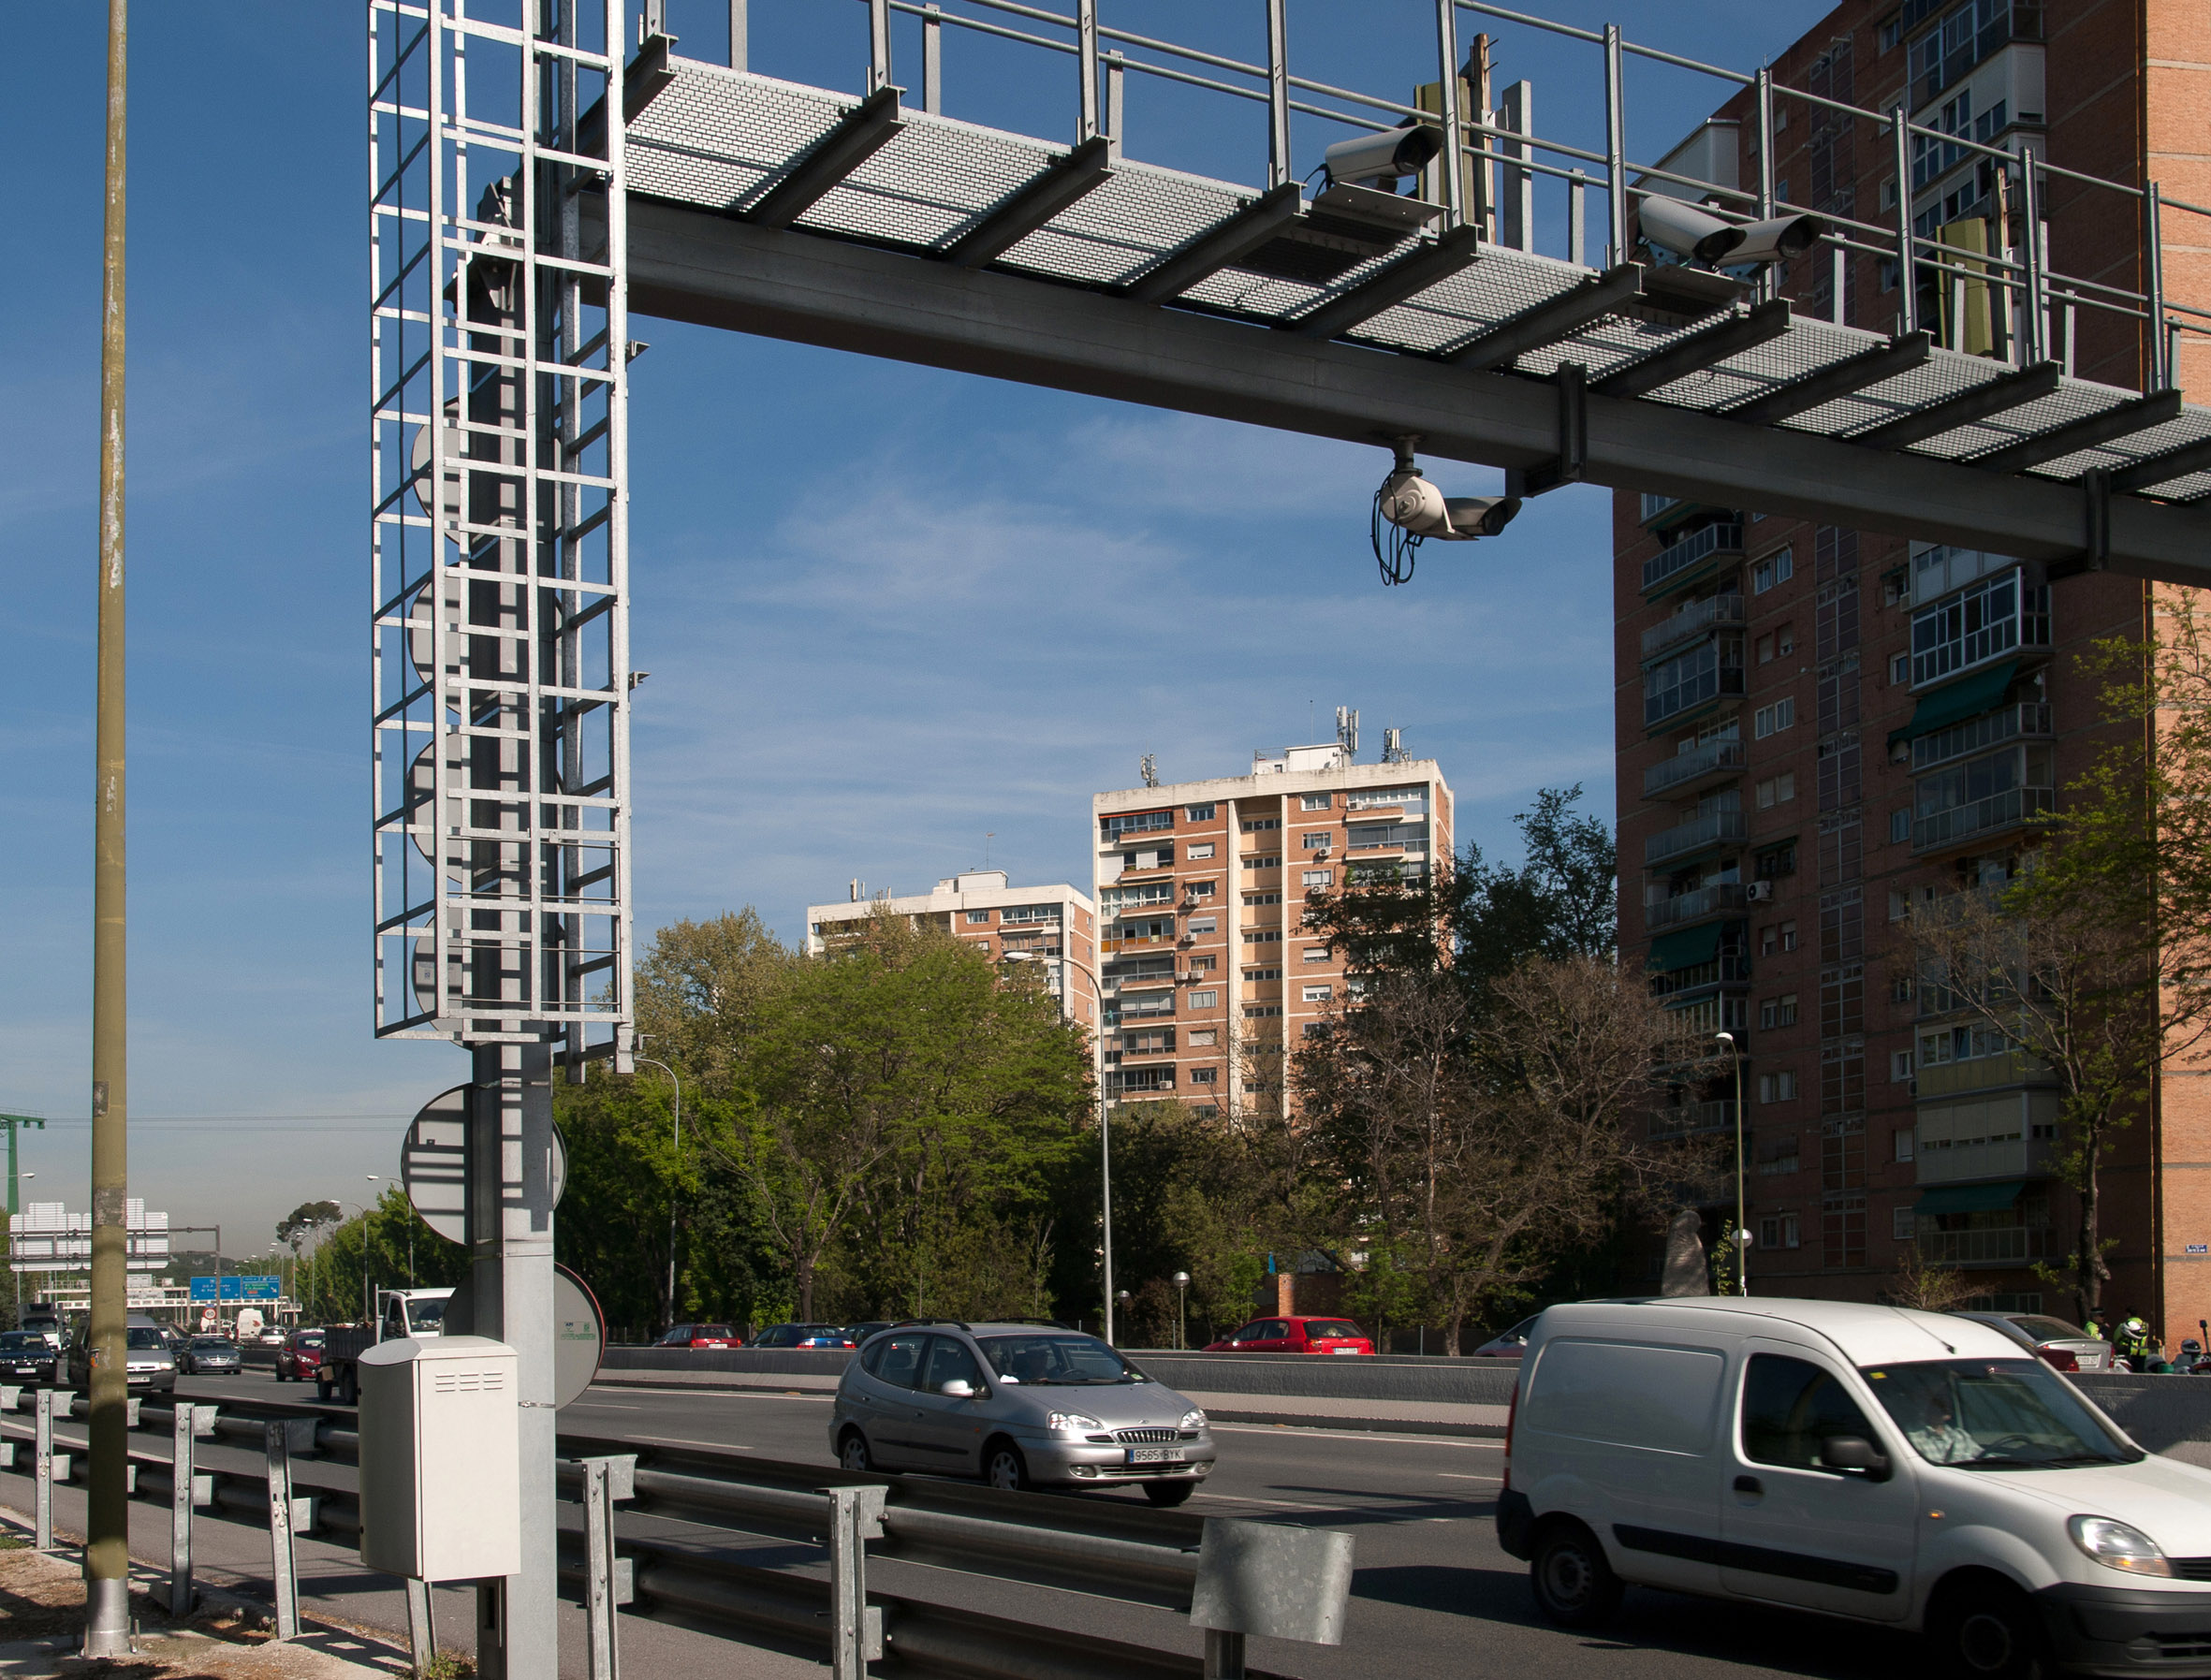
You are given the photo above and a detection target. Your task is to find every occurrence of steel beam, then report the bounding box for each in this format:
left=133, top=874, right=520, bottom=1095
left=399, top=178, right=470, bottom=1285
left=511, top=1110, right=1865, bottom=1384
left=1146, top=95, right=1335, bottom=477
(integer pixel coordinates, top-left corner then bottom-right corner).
left=1720, top=330, right=1930, bottom=426
left=1850, top=359, right=2061, bottom=450
left=1590, top=299, right=1793, bottom=400
left=1445, top=262, right=1743, bottom=371
left=2112, top=434, right=2211, bottom=496
left=942, top=137, right=1113, bottom=269
left=622, top=200, right=2211, bottom=579
left=745, top=87, right=903, bottom=229
left=1968, top=387, right=2186, bottom=475
left=1120, top=183, right=1302, bottom=306
left=1292, top=225, right=1484, bottom=341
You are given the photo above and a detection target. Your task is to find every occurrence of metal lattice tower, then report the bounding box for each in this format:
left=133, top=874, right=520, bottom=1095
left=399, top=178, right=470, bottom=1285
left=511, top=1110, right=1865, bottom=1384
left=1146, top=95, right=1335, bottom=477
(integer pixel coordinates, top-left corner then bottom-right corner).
left=371, top=0, right=634, bottom=1075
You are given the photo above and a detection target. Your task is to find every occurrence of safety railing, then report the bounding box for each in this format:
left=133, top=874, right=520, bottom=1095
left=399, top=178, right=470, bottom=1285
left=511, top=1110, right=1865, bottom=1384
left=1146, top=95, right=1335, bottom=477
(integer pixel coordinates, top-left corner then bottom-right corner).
left=1643, top=738, right=1744, bottom=798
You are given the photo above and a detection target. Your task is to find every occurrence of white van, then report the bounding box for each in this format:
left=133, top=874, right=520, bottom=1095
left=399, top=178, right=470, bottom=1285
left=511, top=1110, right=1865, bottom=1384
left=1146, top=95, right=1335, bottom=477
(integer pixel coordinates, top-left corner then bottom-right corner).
left=1497, top=1297, right=2211, bottom=1677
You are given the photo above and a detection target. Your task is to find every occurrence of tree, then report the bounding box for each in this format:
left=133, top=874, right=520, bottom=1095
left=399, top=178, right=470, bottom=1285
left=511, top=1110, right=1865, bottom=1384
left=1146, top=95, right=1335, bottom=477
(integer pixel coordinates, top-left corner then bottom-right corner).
left=1910, top=596, right=2211, bottom=1322
left=634, top=910, right=794, bottom=1088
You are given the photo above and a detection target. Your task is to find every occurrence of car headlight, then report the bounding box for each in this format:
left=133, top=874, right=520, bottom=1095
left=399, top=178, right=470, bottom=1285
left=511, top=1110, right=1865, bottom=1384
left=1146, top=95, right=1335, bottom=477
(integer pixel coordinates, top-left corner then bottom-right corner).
left=1047, top=1410, right=1104, bottom=1433
left=2069, top=1515, right=2174, bottom=1576
left=1180, top=1409, right=1207, bottom=1431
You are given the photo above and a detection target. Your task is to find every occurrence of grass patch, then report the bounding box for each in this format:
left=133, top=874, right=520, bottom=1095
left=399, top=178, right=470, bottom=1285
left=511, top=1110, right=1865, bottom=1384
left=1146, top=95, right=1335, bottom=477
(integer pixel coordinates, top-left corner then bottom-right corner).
left=421, top=1652, right=476, bottom=1680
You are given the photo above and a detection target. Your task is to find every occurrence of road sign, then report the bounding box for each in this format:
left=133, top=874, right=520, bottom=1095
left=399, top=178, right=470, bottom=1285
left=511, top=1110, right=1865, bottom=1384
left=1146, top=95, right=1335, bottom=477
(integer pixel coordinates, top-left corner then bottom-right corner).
left=188, top=1275, right=279, bottom=1303
left=402, top=1088, right=566, bottom=1245
left=444, top=1264, right=604, bottom=1410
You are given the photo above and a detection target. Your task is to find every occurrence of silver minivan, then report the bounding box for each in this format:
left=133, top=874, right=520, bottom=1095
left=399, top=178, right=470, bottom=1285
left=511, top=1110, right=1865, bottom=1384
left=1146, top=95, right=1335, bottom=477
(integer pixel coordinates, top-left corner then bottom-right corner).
left=828, top=1322, right=1216, bottom=1506
left=1498, top=1297, right=2211, bottom=1677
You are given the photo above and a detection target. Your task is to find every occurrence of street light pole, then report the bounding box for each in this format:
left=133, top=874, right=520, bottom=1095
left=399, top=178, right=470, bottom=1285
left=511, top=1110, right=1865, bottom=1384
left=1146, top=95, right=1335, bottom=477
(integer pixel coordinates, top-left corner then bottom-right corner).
left=1172, top=1270, right=1190, bottom=1351
left=9, top=1175, right=31, bottom=1325
left=636, top=1058, right=682, bottom=1331
left=1003, top=946, right=1115, bottom=1343
left=1716, top=1031, right=1748, bottom=1296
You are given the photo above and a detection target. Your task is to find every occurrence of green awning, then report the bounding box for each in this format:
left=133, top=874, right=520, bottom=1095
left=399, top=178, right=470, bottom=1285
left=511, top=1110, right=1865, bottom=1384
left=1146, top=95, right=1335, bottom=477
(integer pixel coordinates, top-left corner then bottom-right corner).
left=1889, top=659, right=2018, bottom=748
left=1914, top=1180, right=2027, bottom=1217
left=1647, top=921, right=1723, bottom=973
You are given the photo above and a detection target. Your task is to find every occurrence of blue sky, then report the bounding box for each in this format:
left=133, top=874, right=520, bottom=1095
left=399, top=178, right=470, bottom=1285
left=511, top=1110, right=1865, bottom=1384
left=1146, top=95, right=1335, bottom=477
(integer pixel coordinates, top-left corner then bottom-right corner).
left=0, top=1, right=1832, bottom=1254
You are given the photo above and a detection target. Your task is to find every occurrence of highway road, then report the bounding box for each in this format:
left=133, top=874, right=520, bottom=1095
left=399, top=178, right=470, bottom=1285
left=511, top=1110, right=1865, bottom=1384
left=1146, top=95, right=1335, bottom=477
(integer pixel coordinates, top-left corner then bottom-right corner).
left=141, top=1369, right=1925, bottom=1680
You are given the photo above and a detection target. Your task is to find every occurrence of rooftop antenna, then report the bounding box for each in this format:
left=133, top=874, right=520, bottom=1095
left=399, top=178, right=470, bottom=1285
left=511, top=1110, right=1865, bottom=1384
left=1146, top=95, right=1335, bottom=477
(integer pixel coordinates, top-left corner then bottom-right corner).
left=1335, top=706, right=1359, bottom=761
left=849, top=878, right=861, bottom=902
left=1140, top=754, right=1159, bottom=788
left=986, top=832, right=994, bottom=868
left=1383, top=727, right=1406, bottom=765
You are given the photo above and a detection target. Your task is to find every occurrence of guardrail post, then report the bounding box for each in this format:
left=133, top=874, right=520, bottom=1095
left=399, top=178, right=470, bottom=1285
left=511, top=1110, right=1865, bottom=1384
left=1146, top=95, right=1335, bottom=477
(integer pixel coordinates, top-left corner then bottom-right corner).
left=266, top=1420, right=301, bottom=1640
left=405, top=1579, right=437, bottom=1678
left=168, top=1404, right=196, bottom=1615
left=1204, top=1629, right=1247, bottom=1679
left=579, top=1454, right=636, bottom=1680
left=34, top=1387, right=53, bottom=1551
left=821, top=1485, right=886, bottom=1679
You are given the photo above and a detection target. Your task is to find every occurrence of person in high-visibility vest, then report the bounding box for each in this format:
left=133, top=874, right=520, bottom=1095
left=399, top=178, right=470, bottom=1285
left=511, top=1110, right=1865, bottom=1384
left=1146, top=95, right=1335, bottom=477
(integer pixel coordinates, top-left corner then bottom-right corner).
left=2113, top=1314, right=2157, bottom=1367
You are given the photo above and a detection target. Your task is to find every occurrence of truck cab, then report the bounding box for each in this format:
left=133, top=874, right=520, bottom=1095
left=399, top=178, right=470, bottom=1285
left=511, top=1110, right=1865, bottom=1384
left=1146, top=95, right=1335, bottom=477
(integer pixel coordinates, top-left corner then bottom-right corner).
left=378, top=1289, right=453, bottom=1341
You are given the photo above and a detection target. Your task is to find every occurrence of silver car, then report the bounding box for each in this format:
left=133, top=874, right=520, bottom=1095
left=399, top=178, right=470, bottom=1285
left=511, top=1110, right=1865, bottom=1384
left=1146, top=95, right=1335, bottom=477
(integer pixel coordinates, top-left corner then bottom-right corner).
left=828, top=1322, right=1216, bottom=1506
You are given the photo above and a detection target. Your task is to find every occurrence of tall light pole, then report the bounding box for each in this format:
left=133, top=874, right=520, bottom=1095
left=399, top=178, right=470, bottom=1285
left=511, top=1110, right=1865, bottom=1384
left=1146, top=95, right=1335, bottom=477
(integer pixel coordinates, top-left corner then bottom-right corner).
left=344, top=1195, right=375, bottom=1327
left=9, top=1175, right=31, bottom=1325
left=1716, top=1030, right=1749, bottom=1296
left=1173, top=1270, right=1190, bottom=1351
left=636, top=1058, right=682, bottom=1331
left=1004, top=944, right=1115, bottom=1342
left=83, top=0, right=132, bottom=1652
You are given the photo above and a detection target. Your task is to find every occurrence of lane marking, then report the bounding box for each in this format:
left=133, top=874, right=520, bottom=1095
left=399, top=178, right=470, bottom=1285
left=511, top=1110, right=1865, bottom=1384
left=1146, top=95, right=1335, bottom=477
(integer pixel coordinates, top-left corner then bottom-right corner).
left=631, top=1436, right=755, bottom=1451
left=586, top=1384, right=833, bottom=1404
left=1209, top=1423, right=1502, bottom=1450
left=1438, top=1472, right=1501, bottom=1483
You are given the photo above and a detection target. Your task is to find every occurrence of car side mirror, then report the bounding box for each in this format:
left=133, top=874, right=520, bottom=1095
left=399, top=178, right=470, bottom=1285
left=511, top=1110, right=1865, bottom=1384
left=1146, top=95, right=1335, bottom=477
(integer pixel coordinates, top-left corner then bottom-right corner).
left=1822, top=1435, right=1891, bottom=1481
left=938, top=1379, right=975, bottom=1399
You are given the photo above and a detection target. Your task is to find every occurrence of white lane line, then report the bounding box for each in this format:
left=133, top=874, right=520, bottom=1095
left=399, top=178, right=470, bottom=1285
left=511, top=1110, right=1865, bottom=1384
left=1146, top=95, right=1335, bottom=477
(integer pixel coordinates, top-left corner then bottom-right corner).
left=587, top=1384, right=833, bottom=1404
left=576, top=1402, right=643, bottom=1410
left=1209, top=1423, right=1503, bottom=1450
left=1438, top=1472, right=1501, bottom=1483
left=632, top=1437, right=756, bottom=1451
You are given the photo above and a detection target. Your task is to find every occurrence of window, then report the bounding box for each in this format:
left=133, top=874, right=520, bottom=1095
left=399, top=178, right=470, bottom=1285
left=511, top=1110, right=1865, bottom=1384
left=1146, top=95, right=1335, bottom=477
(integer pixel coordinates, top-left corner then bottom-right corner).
left=1878, top=12, right=1902, bottom=50
left=1759, top=924, right=1778, bottom=957
left=1102, top=882, right=1173, bottom=913
left=1302, top=869, right=1334, bottom=888
left=1189, top=1030, right=1217, bottom=1046
left=1187, top=915, right=1217, bottom=934
left=1645, top=635, right=1746, bottom=727
left=1890, top=809, right=1911, bottom=844
left=1246, top=855, right=1282, bottom=870
left=1892, top=1205, right=1917, bottom=1241
left=1752, top=548, right=1794, bottom=593
left=1894, top=1127, right=1915, bottom=1162
left=1242, top=928, right=1282, bottom=946
left=1189, top=956, right=1216, bottom=971
left=966, top=910, right=991, bottom=924
left=1303, top=946, right=1331, bottom=963
left=1242, top=892, right=1281, bottom=907
left=1891, top=1048, right=1914, bottom=1082
left=1302, top=985, right=1333, bottom=1002
left=1757, top=627, right=1795, bottom=664
left=1756, top=772, right=1796, bottom=810
left=1102, top=810, right=1172, bottom=840
left=1300, top=794, right=1332, bottom=810
left=1186, top=880, right=1215, bottom=899
left=1888, top=889, right=1909, bottom=922
left=1301, top=832, right=1333, bottom=851
left=1758, top=1070, right=1798, bottom=1103
left=1911, top=566, right=2050, bottom=686
left=1741, top=1353, right=1879, bottom=1471
left=1760, top=993, right=1799, bottom=1030
left=1891, top=652, right=1911, bottom=685
left=1244, top=1004, right=1283, bottom=1018
left=1755, top=842, right=1796, bottom=880
left=1185, top=803, right=1215, bottom=821
left=1302, top=1021, right=1327, bottom=1038
left=1190, top=1066, right=1217, bottom=1085
left=1754, top=697, right=1796, bottom=738
left=1759, top=1213, right=1802, bottom=1250
left=1345, top=785, right=1427, bottom=811
left=1891, top=973, right=1915, bottom=1003
left=1241, top=816, right=1281, bottom=833
left=1243, top=967, right=1281, bottom=982
left=1188, top=989, right=1219, bottom=1009
left=1001, top=903, right=1060, bottom=925
left=1188, top=842, right=1215, bottom=860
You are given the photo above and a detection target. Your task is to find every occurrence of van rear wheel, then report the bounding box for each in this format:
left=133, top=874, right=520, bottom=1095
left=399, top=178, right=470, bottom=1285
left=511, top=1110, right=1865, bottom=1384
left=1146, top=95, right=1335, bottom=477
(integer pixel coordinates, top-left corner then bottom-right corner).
left=1927, top=1579, right=2046, bottom=1679
left=1530, top=1520, right=1623, bottom=1629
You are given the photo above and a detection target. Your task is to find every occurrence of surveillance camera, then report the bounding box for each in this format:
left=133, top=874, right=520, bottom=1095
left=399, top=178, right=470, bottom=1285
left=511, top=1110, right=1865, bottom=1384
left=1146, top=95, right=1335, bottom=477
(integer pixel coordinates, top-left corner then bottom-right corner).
left=1636, top=196, right=1746, bottom=265
left=1322, top=122, right=1444, bottom=192
left=1378, top=470, right=1520, bottom=540
left=1728, top=210, right=1828, bottom=267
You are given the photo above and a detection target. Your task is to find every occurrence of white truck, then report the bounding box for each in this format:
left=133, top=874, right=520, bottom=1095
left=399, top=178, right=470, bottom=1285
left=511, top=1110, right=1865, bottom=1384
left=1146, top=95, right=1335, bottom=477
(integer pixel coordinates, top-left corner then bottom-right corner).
left=316, top=1287, right=453, bottom=1404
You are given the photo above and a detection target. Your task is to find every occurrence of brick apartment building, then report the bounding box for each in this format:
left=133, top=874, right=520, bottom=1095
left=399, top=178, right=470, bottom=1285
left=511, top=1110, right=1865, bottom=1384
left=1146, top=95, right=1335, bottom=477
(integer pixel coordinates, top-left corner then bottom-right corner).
left=804, top=870, right=1100, bottom=1028
left=1091, top=746, right=1454, bottom=1118
left=1617, top=0, right=2209, bottom=1329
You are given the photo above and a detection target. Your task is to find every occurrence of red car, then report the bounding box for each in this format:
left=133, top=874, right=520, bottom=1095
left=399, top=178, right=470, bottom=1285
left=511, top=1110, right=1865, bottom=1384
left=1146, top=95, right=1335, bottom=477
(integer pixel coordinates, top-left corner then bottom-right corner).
left=653, top=1323, right=742, bottom=1350
left=272, top=1329, right=325, bottom=1382
left=1204, top=1316, right=1374, bottom=1355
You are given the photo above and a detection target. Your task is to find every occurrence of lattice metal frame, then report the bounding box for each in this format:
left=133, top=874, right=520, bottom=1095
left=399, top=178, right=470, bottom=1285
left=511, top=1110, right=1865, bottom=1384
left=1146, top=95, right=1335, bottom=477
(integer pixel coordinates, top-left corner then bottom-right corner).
left=371, top=0, right=633, bottom=1064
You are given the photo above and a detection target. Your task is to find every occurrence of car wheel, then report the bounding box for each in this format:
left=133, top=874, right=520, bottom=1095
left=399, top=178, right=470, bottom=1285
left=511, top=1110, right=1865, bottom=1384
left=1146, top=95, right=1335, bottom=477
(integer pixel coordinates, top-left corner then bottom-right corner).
left=1927, top=1578, right=2046, bottom=1680
left=983, top=1440, right=1030, bottom=1493
left=1530, top=1519, right=1623, bottom=1629
left=839, top=1430, right=875, bottom=1474
left=315, top=1377, right=332, bottom=1403
left=1142, top=1480, right=1195, bottom=1508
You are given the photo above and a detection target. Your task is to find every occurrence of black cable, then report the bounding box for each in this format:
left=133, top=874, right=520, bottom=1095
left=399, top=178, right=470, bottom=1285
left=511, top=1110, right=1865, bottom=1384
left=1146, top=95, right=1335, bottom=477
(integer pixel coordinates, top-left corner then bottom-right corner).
left=1371, top=479, right=1420, bottom=587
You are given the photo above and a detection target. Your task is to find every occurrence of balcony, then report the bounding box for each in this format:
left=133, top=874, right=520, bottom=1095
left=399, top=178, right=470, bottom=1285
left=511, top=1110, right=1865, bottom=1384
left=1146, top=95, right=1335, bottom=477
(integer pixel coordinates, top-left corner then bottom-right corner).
left=1643, top=738, right=1745, bottom=799
left=1917, top=1049, right=2051, bottom=1100
left=1916, top=1136, right=2054, bottom=1185
left=1642, top=593, right=1747, bottom=661
left=1911, top=702, right=2054, bottom=773
left=1645, top=811, right=1749, bottom=868
left=1912, top=785, right=2054, bottom=854
left=1643, top=519, right=1745, bottom=595
left=1649, top=954, right=1753, bottom=1000
left=1648, top=1099, right=1741, bottom=1139
left=1647, top=883, right=1750, bottom=932
left=1918, top=1226, right=2055, bottom=1267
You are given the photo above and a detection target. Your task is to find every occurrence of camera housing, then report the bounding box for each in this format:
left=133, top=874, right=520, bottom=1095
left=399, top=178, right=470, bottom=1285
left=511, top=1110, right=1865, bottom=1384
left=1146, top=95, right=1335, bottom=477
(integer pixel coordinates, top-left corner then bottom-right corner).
left=1321, top=124, right=1444, bottom=193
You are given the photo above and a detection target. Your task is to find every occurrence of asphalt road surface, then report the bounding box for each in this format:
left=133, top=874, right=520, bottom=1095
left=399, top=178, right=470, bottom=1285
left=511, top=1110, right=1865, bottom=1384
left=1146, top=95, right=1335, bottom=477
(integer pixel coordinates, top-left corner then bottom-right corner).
left=156, top=1368, right=1926, bottom=1680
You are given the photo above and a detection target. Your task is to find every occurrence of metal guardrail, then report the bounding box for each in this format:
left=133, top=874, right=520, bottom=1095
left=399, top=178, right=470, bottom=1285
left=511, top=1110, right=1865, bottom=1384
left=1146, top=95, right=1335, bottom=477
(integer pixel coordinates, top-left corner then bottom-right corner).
left=1644, top=809, right=1749, bottom=865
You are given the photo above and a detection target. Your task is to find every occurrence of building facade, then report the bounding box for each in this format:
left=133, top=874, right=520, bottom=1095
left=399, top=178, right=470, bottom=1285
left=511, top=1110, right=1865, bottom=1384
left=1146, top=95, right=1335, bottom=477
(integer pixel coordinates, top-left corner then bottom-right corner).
left=804, top=870, right=1100, bottom=1029
left=1091, top=747, right=1454, bottom=1116
left=1616, top=0, right=2208, bottom=1331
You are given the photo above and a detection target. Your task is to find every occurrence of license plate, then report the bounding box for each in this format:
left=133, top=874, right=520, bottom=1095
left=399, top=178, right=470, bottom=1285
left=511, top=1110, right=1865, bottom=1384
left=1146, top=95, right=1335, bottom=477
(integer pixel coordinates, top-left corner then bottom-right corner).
left=1125, top=1446, right=1185, bottom=1466
left=1330, top=1347, right=1361, bottom=1354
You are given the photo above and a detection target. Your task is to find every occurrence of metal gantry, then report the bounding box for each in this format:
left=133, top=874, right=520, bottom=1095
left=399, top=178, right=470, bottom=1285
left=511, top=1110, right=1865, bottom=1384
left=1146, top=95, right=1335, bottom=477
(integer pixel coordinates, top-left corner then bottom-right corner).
left=371, top=0, right=635, bottom=1071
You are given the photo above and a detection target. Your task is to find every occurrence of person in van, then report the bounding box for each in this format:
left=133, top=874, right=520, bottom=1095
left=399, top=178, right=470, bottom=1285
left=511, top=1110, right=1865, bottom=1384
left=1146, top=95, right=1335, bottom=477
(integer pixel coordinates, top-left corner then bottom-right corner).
left=1902, top=1387, right=1975, bottom=1466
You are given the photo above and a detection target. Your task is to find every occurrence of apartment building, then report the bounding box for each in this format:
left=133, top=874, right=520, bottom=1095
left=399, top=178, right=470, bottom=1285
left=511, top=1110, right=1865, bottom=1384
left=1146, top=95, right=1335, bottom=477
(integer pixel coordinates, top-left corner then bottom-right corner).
left=804, top=870, right=1100, bottom=1027
left=1091, top=747, right=1454, bottom=1115
left=1617, top=0, right=2208, bottom=1328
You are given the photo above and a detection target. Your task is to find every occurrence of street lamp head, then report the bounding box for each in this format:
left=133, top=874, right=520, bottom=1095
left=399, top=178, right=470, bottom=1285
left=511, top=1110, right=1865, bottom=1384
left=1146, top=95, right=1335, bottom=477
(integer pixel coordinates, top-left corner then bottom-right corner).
left=1714, top=1030, right=1736, bottom=1047
left=1172, top=1271, right=1191, bottom=1288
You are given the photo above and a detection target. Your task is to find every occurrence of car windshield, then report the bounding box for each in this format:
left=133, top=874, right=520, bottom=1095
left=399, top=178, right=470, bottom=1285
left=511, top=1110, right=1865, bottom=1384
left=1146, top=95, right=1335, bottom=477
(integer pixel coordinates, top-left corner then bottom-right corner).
left=695, top=1326, right=734, bottom=1338
left=125, top=1328, right=166, bottom=1351
left=0, top=1334, right=45, bottom=1352
left=296, top=1333, right=324, bottom=1347
left=2009, top=1315, right=2090, bottom=1343
left=1303, top=1322, right=1364, bottom=1340
left=976, top=1333, right=1139, bottom=1385
left=1861, top=1357, right=2144, bottom=1468
left=191, top=1337, right=235, bottom=1350
left=406, top=1299, right=447, bottom=1331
